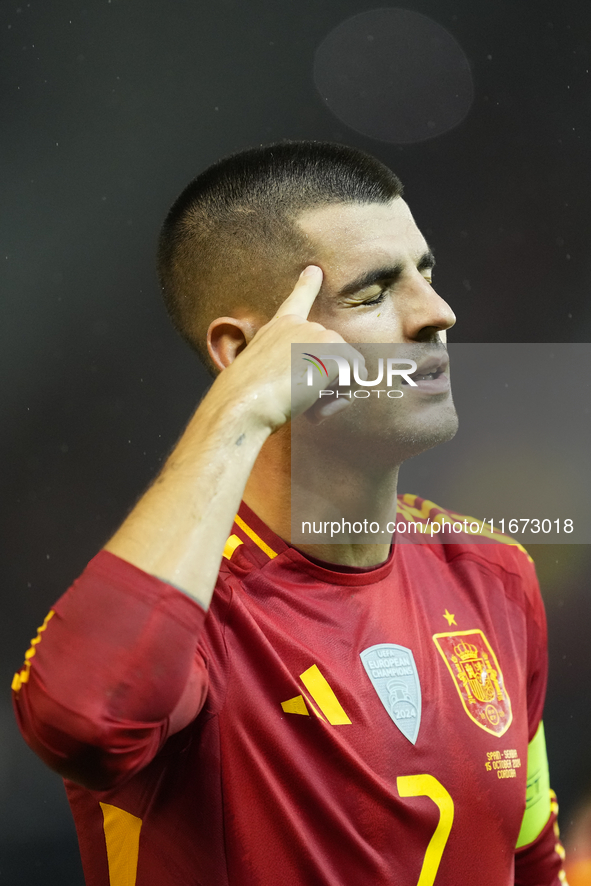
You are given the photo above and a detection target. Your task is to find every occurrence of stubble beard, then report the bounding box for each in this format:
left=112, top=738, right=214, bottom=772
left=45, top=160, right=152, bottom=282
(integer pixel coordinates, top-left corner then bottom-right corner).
left=296, top=395, right=459, bottom=474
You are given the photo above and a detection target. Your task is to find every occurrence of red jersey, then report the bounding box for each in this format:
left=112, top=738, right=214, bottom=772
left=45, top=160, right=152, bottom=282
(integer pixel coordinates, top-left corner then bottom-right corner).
left=12, top=495, right=565, bottom=885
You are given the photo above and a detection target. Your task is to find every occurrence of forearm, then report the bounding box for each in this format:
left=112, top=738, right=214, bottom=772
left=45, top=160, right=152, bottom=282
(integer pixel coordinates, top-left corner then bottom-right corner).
left=104, top=374, right=272, bottom=607
left=103, top=266, right=348, bottom=606
left=13, top=266, right=339, bottom=786
left=13, top=377, right=271, bottom=788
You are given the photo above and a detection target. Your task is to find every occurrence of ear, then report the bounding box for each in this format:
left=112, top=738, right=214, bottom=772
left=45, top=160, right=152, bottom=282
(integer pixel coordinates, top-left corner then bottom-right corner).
left=206, top=316, right=261, bottom=372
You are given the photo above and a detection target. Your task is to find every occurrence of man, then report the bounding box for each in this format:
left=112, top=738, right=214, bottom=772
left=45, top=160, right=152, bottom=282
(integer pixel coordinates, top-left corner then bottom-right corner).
left=12, top=142, right=566, bottom=884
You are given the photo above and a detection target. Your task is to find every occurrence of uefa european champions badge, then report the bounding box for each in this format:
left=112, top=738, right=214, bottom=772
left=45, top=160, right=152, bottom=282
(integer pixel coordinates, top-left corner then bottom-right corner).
left=360, top=644, right=422, bottom=744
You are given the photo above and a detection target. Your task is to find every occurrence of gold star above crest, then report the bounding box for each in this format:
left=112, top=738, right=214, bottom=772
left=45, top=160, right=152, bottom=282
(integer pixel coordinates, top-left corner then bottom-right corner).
left=443, top=609, right=457, bottom=627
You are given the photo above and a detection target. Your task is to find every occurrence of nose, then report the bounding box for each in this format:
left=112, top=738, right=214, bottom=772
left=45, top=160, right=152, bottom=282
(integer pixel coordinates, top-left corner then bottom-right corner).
left=402, top=276, right=456, bottom=343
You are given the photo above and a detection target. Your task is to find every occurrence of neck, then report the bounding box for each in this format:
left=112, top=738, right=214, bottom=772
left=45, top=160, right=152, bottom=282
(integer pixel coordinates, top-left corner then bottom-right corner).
left=243, top=426, right=398, bottom=568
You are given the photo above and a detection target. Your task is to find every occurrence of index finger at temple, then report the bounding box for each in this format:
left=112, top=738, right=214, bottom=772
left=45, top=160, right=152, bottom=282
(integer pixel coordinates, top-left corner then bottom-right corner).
left=274, top=266, right=323, bottom=320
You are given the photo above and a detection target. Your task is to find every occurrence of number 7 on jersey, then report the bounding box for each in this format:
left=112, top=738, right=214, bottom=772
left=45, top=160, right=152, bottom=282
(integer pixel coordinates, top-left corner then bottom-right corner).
left=397, top=775, right=454, bottom=886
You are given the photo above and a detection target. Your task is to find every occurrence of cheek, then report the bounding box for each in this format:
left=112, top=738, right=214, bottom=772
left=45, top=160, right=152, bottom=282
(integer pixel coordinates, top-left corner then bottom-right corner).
left=348, top=309, right=404, bottom=344
left=311, top=303, right=404, bottom=343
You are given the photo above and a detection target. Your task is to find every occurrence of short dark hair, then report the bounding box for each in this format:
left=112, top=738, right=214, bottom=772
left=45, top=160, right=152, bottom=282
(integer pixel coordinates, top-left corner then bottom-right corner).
left=157, top=141, right=403, bottom=371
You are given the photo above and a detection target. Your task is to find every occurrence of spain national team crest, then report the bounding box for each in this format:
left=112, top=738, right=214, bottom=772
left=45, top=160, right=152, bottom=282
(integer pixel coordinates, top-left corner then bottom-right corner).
left=432, top=629, right=512, bottom=737
left=360, top=644, right=422, bottom=744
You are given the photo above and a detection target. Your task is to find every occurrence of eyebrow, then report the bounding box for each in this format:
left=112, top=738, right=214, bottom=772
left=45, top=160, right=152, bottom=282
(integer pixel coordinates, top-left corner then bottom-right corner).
left=336, top=249, right=436, bottom=297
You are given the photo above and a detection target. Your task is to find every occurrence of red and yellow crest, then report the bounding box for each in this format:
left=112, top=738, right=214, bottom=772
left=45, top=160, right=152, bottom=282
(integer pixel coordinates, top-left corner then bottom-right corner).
left=432, top=629, right=512, bottom=737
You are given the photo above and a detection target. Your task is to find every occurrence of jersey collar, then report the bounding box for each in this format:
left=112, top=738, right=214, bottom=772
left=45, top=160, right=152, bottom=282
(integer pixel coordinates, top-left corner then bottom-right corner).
left=231, top=501, right=395, bottom=586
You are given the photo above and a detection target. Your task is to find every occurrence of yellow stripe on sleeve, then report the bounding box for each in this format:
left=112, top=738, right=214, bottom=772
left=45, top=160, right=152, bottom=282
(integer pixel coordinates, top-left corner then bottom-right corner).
left=100, top=803, right=142, bottom=886
left=11, top=610, right=55, bottom=693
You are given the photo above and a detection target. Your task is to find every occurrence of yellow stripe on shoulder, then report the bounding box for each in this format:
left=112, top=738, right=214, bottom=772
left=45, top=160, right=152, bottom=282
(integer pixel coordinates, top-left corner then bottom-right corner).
left=234, top=515, right=277, bottom=560
left=398, top=495, right=532, bottom=561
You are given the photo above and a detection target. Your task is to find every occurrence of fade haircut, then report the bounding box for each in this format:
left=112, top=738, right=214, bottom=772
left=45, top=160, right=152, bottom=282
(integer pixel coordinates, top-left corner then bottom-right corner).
left=158, top=141, right=403, bottom=372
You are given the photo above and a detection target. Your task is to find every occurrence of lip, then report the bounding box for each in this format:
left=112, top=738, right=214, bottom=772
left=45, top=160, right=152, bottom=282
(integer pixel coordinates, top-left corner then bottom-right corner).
left=412, top=352, right=449, bottom=377
left=401, top=352, right=450, bottom=395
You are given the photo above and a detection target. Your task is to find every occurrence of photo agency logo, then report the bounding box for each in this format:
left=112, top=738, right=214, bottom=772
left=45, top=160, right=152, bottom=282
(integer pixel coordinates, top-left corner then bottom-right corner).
left=291, top=343, right=591, bottom=546
left=302, top=352, right=419, bottom=399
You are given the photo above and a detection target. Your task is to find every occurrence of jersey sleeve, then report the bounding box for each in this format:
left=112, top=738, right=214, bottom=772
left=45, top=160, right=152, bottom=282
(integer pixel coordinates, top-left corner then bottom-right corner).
left=12, top=550, right=209, bottom=791
left=514, top=554, right=567, bottom=885
left=515, top=789, right=566, bottom=886
left=522, top=553, right=549, bottom=742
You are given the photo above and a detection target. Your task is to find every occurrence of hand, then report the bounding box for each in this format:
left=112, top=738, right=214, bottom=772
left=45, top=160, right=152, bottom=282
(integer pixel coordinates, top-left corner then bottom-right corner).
left=216, top=266, right=366, bottom=431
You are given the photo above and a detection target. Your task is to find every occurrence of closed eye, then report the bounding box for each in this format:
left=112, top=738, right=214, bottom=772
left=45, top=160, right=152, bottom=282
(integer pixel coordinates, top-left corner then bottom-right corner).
left=362, top=290, right=388, bottom=307
left=361, top=272, right=432, bottom=307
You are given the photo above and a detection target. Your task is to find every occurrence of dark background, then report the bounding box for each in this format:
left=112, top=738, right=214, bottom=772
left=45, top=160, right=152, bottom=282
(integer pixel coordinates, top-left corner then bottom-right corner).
left=1, top=0, right=590, bottom=882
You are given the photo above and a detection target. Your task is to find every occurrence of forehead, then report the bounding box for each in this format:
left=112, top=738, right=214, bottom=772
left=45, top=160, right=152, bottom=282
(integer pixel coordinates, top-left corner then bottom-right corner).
left=296, top=198, right=428, bottom=280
